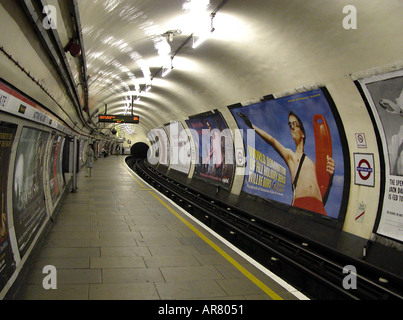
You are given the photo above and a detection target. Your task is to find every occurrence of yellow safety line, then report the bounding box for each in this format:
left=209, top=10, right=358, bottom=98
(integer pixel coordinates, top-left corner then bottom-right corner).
left=125, top=162, right=283, bottom=300
left=148, top=191, right=283, bottom=300
left=127, top=171, right=146, bottom=188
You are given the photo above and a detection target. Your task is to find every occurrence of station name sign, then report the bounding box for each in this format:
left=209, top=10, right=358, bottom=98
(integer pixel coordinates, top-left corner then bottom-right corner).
left=98, top=115, right=140, bottom=124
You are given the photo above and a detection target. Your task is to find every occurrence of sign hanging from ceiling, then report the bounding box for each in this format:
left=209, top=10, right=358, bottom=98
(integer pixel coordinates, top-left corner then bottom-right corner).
left=98, top=115, right=140, bottom=124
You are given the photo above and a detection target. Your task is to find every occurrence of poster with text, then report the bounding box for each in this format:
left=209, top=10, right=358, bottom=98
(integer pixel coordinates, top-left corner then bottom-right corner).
left=48, top=135, right=66, bottom=206
left=186, top=111, right=235, bottom=189
left=229, top=88, right=346, bottom=219
left=357, top=69, right=403, bottom=242
left=164, top=121, right=191, bottom=174
left=78, top=140, right=85, bottom=171
left=156, top=127, right=170, bottom=166
left=13, top=127, right=49, bottom=256
left=0, top=122, right=17, bottom=291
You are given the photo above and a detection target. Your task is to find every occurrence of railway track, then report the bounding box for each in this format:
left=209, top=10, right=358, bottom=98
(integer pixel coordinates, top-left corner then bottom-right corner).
left=128, top=157, right=403, bottom=300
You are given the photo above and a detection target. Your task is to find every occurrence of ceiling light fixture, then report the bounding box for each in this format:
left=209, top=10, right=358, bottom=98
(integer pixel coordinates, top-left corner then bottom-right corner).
left=162, top=67, right=172, bottom=77
left=192, top=33, right=209, bottom=49
left=162, top=57, right=174, bottom=77
left=144, top=0, right=228, bottom=83
left=192, top=11, right=217, bottom=49
left=155, top=37, right=172, bottom=70
left=162, top=29, right=182, bottom=43
left=191, top=0, right=228, bottom=49
left=137, top=59, right=152, bottom=86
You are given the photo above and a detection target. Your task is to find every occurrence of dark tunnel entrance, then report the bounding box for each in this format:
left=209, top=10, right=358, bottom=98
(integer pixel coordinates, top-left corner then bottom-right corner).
left=130, top=142, right=149, bottom=159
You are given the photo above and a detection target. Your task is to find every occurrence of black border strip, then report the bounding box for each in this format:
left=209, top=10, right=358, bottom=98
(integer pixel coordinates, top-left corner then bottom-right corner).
left=320, top=86, right=351, bottom=229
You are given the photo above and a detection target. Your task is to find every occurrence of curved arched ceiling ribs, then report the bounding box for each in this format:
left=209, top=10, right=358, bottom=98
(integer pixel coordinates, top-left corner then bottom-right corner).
left=5, top=0, right=403, bottom=144
left=77, top=0, right=229, bottom=137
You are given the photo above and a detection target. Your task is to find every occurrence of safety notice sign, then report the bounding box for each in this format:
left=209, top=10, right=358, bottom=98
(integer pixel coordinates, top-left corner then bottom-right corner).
left=355, top=133, right=367, bottom=148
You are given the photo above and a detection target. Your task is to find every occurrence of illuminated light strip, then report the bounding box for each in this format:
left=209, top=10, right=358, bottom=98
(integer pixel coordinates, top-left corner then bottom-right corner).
left=161, top=67, right=172, bottom=77
left=124, top=160, right=309, bottom=300
left=192, top=33, right=210, bottom=49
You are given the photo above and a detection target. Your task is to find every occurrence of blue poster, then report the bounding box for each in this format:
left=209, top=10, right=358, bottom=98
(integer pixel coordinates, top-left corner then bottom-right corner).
left=230, top=89, right=345, bottom=219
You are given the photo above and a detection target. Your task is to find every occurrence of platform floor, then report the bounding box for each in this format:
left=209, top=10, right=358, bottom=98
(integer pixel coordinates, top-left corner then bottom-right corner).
left=17, top=155, right=307, bottom=300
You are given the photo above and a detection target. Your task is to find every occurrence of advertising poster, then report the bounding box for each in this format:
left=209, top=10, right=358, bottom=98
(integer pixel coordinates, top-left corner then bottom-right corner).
left=164, top=121, right=191, bottom=174
left=13, top=127, right=49, bottom=256
left=229, top=88, right=346, bottom=219
left=154, top=127, right=170, bottom=166
left=357, top=69, right=403, bottom=242
left=78, top=140, right=85, bottom=171
left=48, top=135, right=66, bottom=205
left=185, top=111, right=235, bottom=190
left=0, top=122, right=17, bottom=291
left=146, top=128, right=170, bottom=166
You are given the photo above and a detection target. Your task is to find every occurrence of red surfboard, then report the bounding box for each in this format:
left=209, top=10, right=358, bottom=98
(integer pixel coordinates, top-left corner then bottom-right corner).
left=313, top=114, right=332, bottom=199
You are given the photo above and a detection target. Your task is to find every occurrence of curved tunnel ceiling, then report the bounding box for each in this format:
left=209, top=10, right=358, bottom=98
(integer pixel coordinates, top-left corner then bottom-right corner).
left=1, top=0, right=403, bottom=142
left=74, top=0, right=403, bottom=140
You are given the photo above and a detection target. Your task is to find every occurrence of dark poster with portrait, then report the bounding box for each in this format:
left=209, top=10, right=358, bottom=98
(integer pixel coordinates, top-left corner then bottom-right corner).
left=229, top=88, right=348, bottom=220
left=13, top=127, right=49, bottom=257
left=164, top=121, right=191, bottom=174
left=78, top=139, right=85, bottom=171
left=48, top=135, right=66, bottom=206
left=357, top=69, right=403, bottom=242
left=185, top=110, right=235, bottom=190
left=0, top=122, right=17, bottom=291
left=156, top=127, right=170, bottom=167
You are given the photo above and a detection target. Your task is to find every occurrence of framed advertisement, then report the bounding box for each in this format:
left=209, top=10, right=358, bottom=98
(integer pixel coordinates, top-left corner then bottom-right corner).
left=185, top=110, right=235, bottom=190
left=164, top=121, right=191, bottom=174
left=356, top=69, right=403, bottom=242
left=48, top=135, right=66, bottom=205
left=229, top=87, right=349, bottom=221
left=13, top=127, right=49, bottom=256
left=0, top=121, right=17, bottom=291
left=156, top=127, right=170, bottom=167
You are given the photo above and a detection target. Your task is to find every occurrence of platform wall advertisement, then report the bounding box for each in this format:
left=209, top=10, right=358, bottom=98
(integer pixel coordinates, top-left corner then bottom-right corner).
left=13, top=127, right=49, bottom=256
left=0, top=122, right=17, bottom=292
left=78, top=139, right=85, bottom=171
left=358, top=69, right=403, bottom=242
left=164, top=121, right=191, bottom=174
left=155, top=127, right=170, bottom=167
left=185, top=111, right=235, bottom=190
left=48, top=135, right=66, bottom=206
left=229, top=88, right=346, bottom=219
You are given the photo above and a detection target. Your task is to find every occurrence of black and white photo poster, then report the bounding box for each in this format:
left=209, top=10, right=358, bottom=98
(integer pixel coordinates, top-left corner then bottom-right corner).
left=358, top=69, right=403, bottom=242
